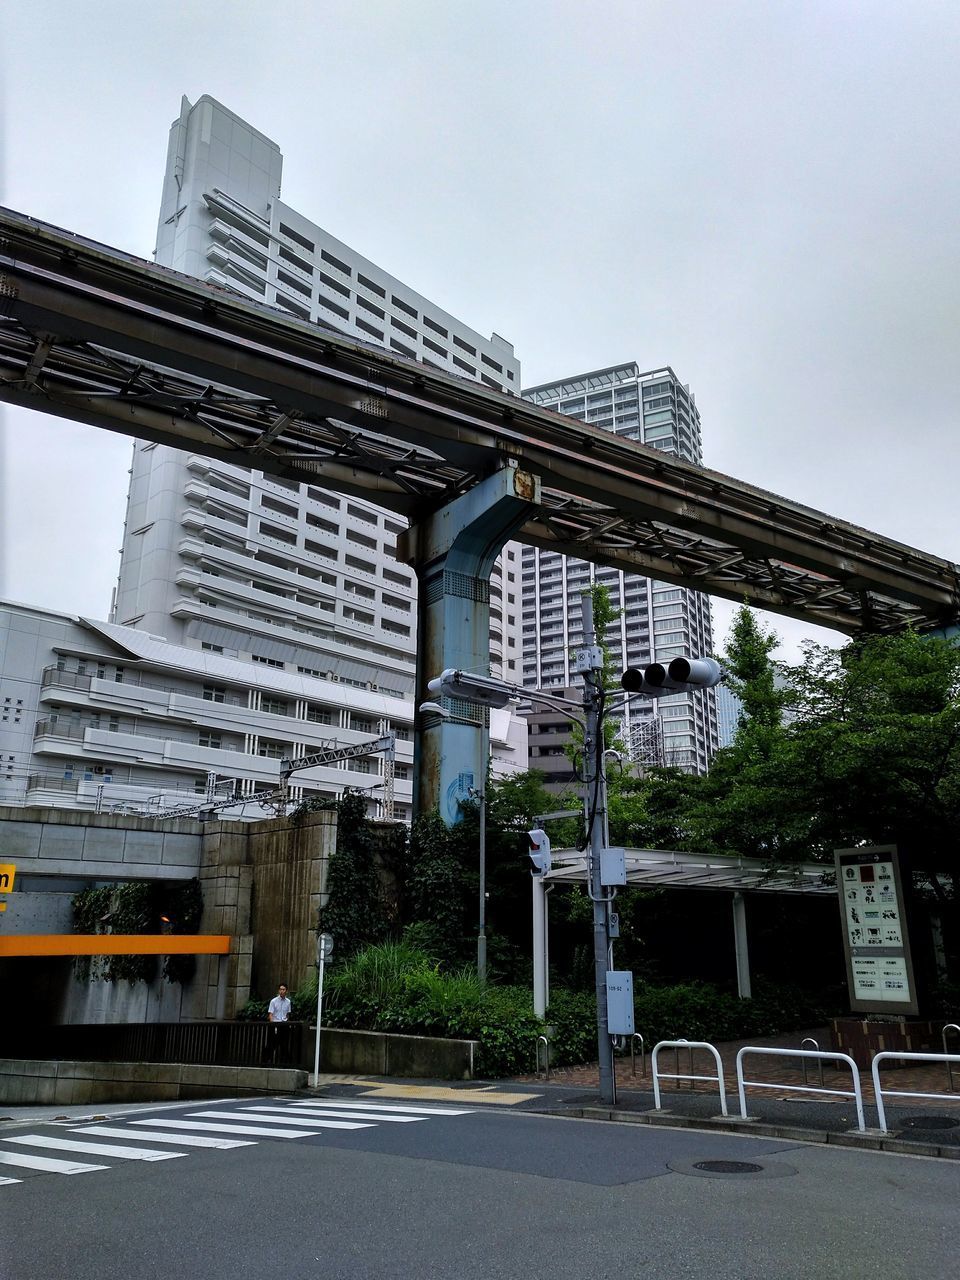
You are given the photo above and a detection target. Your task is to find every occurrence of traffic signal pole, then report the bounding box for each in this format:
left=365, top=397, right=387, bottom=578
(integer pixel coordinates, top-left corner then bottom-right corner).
left=580, top=594, right=616, bottom=1107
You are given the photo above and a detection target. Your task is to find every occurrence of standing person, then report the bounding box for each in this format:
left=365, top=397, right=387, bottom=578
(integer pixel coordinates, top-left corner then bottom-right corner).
left=264, top=982, right=292, bottom=1063
left=268, top=983, right=291, bottom=1023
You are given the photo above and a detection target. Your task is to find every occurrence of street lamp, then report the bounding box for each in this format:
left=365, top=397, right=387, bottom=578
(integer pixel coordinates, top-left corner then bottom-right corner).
left=468, top=785, right=487, bottom=981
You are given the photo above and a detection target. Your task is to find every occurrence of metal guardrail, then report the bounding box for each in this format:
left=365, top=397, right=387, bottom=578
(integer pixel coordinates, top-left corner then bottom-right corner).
left=942, top=1025, right=960, bottom=1090
left=9, top=1021, right=306, bottom=1070
left=800, top=1037, right=825, bottom=1087
left=535, top=1035, right=550, bottom=1081
left=631, top=1032, right=646, bottom=1078
left=652, top=1039, right=728, bottom=1116
left=871, top=1051, right=960, bottom=1134
left=736, top=1046, right=866, bottom=1132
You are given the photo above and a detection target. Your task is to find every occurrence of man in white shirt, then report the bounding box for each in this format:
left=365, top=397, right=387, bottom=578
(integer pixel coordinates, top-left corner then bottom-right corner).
left=264, top=982, right=292, bottom=1064
left=268, top=983, right=291, bottom=1022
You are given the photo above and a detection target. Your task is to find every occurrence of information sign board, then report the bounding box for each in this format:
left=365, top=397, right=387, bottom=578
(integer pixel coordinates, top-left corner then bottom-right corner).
left=834, top=845, right=918, bottom=1016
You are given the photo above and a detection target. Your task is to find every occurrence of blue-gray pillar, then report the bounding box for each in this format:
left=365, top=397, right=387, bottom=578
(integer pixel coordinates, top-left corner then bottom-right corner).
left=399, top=462, right=540, bottom=824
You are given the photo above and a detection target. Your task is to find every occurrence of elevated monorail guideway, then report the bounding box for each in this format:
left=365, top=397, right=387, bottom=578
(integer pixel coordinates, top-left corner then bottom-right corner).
left=2, top=205, right=959, bottom=815
left=1, top=206, right=957, bottom=636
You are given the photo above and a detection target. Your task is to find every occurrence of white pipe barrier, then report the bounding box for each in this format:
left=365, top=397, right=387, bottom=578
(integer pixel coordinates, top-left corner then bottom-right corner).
left=871, top=1050, right=960, bottom=1134
left=942, top=1025, right=960, bottom=1090
left=652, top=1039, right=728, bottom=1116
left=735, top=1046, right=866, bottom=1132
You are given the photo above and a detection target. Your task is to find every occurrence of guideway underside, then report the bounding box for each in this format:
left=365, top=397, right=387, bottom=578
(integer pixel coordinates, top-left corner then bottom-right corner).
left=1, top=205, right=958, bottom=638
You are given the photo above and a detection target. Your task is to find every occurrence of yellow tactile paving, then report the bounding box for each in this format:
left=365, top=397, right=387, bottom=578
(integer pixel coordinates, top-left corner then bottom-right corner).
left=318, top=1079, right=540, bottom=1106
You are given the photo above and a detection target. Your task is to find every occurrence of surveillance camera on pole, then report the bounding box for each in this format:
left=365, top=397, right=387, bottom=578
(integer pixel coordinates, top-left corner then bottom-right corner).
left=621, top=656, right=724, bottom=698
left=526, top=828, right=552, bottom=875
left=427, top=668, right=516, bottom=710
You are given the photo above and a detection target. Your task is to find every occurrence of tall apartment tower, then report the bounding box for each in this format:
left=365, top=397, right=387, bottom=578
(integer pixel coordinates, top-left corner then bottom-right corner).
left=112, top=96, right=526, bottom=776
left=521, top=364, right=719, bottom=773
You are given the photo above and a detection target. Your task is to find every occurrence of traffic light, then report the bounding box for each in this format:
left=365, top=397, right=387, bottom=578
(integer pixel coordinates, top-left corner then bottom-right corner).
left=526, top=828, right=552, bottom=874
left=621, top=656, right=723, bottom=698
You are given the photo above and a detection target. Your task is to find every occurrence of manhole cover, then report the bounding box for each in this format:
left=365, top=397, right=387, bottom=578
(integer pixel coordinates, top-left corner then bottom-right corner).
left=693, top=1160, right=764, bottom=1174
left=668, top=1157, right=797, bottom=1180
left=898, top=1115, right=960, bottom=1130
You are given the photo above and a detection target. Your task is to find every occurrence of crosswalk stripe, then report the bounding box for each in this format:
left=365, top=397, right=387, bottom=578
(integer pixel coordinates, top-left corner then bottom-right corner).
left=0, top=1176, right=22, bottom=1185
left=71, top=1126, right=255, bottom=1149
left=3, top=1135, right=183, bottom=1162
left=131, top=1119, right=315, bottom=1139
left=0, top=1150, right=106, bottom=1175
left=293, top=1100, right=472, bottom=1116
left=245, top=1106, right=424, bottom=1124
left=191, top=1110, right=371, bottom=1131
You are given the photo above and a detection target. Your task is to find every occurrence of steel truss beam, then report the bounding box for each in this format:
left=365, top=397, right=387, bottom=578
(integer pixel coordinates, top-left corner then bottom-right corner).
left=1, top=205, right=958, bottom=634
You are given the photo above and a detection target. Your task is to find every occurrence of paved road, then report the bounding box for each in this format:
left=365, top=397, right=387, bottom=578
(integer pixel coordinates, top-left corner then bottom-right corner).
left=0, top=1092, right=957, bottom=1279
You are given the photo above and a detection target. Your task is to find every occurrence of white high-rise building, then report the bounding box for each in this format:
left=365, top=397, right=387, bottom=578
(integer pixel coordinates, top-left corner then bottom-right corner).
left=521, top=364, right=719, bottom=773
left=106, top=95, right=528, bottom=802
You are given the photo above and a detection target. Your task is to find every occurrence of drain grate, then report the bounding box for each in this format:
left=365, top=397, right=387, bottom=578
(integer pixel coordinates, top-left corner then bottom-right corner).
left=898, top=1115, right=960, bottom=1130
left=693, top=1159, right=764, bottom=1174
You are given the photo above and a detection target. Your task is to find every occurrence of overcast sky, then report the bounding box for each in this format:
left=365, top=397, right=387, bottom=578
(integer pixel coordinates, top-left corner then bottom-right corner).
left=2, top=1, right=959, bottom=662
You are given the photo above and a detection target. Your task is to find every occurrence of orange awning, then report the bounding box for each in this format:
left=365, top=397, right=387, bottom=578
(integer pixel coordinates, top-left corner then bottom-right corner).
left=0, top=934, right=231, bottom=957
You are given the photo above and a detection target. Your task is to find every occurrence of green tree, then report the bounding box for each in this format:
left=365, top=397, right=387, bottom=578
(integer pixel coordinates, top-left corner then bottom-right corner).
left=317, top=790, right=390, bottom=958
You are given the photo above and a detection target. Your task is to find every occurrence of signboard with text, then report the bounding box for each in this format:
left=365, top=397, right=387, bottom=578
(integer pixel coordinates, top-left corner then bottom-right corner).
left=834, top=845, right=918, bottom=1016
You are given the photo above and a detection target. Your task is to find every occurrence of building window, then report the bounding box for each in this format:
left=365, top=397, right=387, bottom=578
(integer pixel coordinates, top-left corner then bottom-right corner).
left=252, top=655, right=285, bottom=669
left=203, top=685, right=226, bottom=703
left=261, top=696, right=289, bottom=716
left=320, top=248, right=352, bottom=276
left=198, top=732, right=222, bottom=749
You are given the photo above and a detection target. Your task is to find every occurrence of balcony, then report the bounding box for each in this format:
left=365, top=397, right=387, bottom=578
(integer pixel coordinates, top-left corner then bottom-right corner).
left=40, top=667, right=92, bottom=692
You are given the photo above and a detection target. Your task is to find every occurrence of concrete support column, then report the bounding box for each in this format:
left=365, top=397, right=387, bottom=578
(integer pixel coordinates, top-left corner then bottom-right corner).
left=400, top=462, right=539, bottom=822
left=732, top=890, right=751, bottom=998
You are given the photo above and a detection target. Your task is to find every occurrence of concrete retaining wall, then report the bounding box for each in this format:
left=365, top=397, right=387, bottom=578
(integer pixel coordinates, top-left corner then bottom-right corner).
left=317, top=1028, right=478, bottom=1080
left=0, top=1059, right=306, bottom=1107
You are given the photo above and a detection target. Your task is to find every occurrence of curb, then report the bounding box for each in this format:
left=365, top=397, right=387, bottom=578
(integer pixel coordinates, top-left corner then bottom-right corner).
left=543, top=1105, right=960, bottom=1162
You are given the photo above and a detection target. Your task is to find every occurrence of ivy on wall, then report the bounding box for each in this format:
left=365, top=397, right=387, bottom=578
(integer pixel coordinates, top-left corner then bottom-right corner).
left=71, top=878, right=204, bottom=986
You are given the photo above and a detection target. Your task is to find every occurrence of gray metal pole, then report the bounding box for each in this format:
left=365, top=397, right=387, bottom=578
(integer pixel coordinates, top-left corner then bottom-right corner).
left=477, top=788, right=487, bottom=981
left=581, top=594, right=616, bottom=1106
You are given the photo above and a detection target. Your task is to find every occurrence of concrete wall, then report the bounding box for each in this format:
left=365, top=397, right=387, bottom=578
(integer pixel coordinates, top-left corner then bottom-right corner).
left=0, top=805, right=336, bottom=1026
left=317, top=1029, right=479, bottom=1080
left=0, top=1059, right=305, bottom=1106
left=0, top=806, right=203, bottom=883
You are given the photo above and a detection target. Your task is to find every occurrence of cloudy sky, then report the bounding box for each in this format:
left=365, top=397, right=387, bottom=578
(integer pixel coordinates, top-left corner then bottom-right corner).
left=2, top=1, right=958, bottom=661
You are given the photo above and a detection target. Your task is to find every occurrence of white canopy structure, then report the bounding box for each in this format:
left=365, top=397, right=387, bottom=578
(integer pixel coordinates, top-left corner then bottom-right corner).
left=531, top=848, right=836, bottom=1016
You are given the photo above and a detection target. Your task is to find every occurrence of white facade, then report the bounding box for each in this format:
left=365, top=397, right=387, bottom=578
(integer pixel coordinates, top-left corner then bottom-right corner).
left=521, top=363, right=719, bottom=773
left=107, top=95, right=527, bottom=790
left=0, top=600, right=420, bottom=819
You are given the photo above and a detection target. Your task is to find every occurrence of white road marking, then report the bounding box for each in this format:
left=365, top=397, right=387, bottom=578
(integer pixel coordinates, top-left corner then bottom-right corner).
left=0, top=1176, right=22, bottom=1185
left=246, top=1106, right=424, bottom=1124
left=131, top=1119, right=315, bottom=1139
left=0, top=1150, right=106, bottom=1175
left=2, top=1135, right=182, bottom=1162
left=293, top=1100, right=473, bottom=1116
left=191, top=1110, right=371, bottom=1131
left=71, top=1126, right=254, bottom=1149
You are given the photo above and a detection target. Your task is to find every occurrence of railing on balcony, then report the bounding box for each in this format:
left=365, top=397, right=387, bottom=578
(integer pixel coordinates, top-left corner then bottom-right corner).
left=13, top=1021, right=307, bottom=1070
left=26, top=775, right=80, bottom=793
left=40, top=667, right=92, bottom=691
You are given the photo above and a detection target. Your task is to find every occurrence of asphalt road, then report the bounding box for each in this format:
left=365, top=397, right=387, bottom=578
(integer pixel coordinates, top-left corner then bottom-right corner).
left=0, top=1093, right=957, bottom=1280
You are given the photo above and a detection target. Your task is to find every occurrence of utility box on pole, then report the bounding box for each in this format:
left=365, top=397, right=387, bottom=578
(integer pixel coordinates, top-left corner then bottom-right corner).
left=605, top=970, right=635, bottom=1035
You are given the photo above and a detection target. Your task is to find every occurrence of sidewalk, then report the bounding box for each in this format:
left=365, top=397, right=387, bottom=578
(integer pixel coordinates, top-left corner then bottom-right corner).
left=510, top=1026, right=960, bottom=1154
